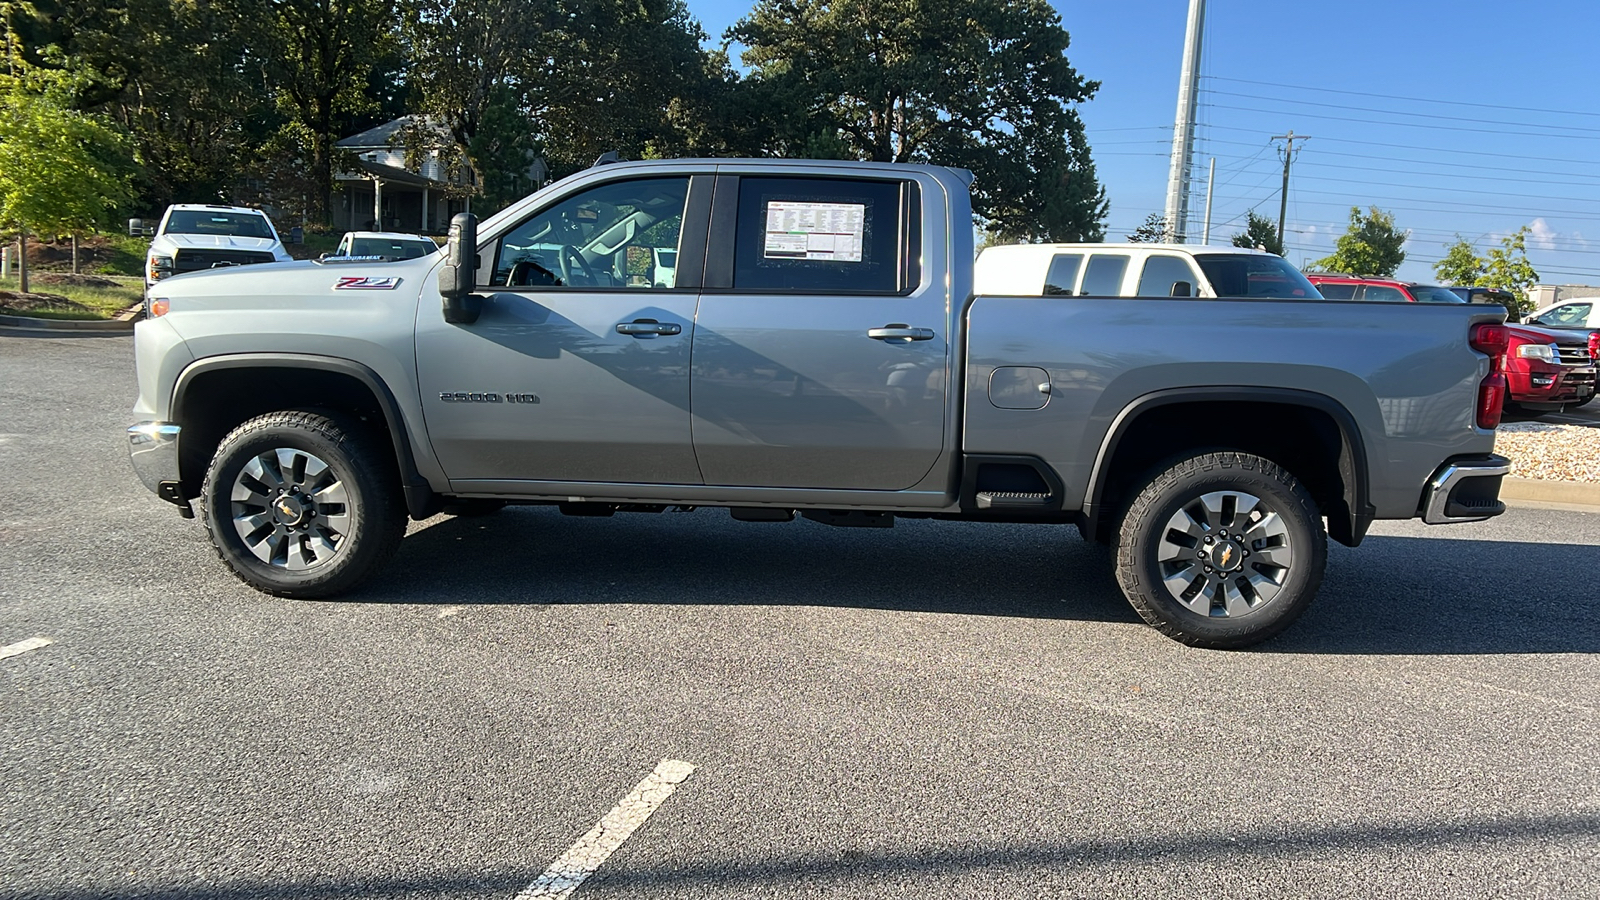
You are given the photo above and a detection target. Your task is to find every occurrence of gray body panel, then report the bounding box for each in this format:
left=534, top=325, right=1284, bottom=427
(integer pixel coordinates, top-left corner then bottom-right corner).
left=131, top=159, right=1496, bottom=526
left=963, top=297, right=1500, bottom=519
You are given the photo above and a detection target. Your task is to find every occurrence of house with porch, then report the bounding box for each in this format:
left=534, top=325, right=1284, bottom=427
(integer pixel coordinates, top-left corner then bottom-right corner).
left=333, top=117, right=472, bottom=235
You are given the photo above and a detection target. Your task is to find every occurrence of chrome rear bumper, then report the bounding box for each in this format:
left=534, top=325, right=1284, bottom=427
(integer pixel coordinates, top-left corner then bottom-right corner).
left=1421, top=455, right=1510, bottom=524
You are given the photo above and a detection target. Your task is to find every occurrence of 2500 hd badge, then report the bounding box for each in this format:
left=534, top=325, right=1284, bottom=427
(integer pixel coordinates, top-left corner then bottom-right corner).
left=439, top=391, right=540, bottom=403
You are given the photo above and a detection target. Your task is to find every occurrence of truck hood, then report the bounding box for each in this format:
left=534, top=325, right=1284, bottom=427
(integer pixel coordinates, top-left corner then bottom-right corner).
left=1509, top=323, right=1594, bottom=344
left=152, top=256, right=438, bottom=299
left=151, top=233, right=287, bottom=257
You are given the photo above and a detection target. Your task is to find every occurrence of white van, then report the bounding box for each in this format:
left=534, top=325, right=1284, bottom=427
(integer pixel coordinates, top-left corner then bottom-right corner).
left=975, top=243, right=1323, bottom=300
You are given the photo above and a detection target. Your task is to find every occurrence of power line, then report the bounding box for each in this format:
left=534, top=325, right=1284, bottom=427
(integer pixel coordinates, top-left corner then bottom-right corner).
left=1201, top=75, right=1600, bottom=120
left=1198, top=124, right=1600, bottom=167
left=1206, top=103, right=1600, bottom=140
left=1202, top=89, right=1600, bottom=133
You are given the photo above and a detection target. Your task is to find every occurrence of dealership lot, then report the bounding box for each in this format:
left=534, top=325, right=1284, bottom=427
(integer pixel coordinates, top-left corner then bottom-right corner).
left=2, top=333, right=1597, bottom=899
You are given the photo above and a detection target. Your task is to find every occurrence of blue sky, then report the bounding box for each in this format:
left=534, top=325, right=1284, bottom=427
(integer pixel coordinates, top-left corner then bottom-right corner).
left=684, top=0, right=1600, bottom=285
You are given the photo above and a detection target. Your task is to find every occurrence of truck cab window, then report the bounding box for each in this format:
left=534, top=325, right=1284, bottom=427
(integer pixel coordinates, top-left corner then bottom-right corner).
left=1137, top=255, right=1201, bottom=297
left=1080, top=254, right=1129, bottom=296
left=493, top=177, right=688, bottom=289
left=732, top=177, right=916, bottom=293
left=1043, top=254, right=1082, bottom=295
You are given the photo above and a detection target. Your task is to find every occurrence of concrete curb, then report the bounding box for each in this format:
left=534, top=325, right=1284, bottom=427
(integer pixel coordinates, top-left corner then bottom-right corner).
left=1500, top=476, right=1600, bottom=512
left=0, top=306, right=139, bottom=334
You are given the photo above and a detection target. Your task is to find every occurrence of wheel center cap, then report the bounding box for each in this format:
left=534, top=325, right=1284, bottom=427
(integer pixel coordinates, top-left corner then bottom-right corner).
left=274, top=493, right=308, bottom=526
left=1211, top=539, right=1243, bottom=572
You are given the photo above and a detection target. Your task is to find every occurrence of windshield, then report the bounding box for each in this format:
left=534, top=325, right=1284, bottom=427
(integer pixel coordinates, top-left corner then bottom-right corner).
left=164, top=210, right=275, bottom=239
left=1409, top=285, right=1468, bottom=304
left=1193, top=254, right=1321, bottom=299
left=349, top=238, right=438, bottom=259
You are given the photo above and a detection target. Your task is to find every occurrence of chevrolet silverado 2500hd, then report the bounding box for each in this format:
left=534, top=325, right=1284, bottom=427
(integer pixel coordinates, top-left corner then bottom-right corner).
left=128, top=159, right=1510, bottom=648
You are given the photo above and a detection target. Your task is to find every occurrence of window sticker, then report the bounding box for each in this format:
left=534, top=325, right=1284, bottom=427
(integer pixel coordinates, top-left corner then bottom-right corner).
left=763, top=201, right=865, bottom=262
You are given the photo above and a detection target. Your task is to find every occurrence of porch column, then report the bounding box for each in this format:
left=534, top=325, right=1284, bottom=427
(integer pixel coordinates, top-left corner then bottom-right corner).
left=372, top=178, right=383, bottom=229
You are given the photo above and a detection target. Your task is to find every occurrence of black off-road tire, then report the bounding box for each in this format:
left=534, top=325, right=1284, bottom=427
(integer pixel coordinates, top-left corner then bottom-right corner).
left=201, top=410, right=406, bottom=598
left=1114, top=451, right=1326, bottom=649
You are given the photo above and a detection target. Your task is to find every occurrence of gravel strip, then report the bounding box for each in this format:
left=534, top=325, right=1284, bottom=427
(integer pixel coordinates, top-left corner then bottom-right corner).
left=1495, top=421, right=1600, bottom=482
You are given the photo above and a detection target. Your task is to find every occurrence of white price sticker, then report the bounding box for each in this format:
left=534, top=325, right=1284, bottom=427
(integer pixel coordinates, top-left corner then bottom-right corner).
left=763, top=202, right=865, bottom=262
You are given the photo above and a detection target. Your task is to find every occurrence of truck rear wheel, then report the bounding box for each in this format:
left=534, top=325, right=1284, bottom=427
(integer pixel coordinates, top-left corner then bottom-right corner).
left=1114, top=451, right=1325, bottom=649
left=201, top=410, right=405, bottom=598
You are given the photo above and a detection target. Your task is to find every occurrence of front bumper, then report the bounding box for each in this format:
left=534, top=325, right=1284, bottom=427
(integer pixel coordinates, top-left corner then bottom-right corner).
left=127, top=422, right=187, bottom=511
left=1507, top=364, right=1596, bottom=407
left=1421, top=455, right=1510, bottom=524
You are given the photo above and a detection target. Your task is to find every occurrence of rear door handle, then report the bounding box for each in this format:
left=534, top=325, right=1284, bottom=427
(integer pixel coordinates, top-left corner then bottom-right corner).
left=616, top=319, right=682, bottom=337
left=867, top=325, right=936, bottom=342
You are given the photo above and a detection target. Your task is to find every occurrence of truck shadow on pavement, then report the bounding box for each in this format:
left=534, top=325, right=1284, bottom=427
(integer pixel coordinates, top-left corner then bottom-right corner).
left=371, top=507, right=1599, bottom=656
left=22, top=808, right=1600, bottom=899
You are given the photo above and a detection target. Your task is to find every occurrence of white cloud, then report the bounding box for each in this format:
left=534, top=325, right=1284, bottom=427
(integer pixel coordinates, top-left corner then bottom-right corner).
left=1527, top=218, right=1559, bottom=251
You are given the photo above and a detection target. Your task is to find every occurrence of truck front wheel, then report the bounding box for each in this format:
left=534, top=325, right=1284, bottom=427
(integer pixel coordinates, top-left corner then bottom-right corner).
left=1114, top=451, right=1326, bottom=649
left=201, top=410, right=405, bottom=598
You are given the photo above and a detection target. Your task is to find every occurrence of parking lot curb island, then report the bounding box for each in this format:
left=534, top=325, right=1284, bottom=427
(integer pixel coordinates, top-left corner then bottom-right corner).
left=1500, top=476, right=1600, bottom=511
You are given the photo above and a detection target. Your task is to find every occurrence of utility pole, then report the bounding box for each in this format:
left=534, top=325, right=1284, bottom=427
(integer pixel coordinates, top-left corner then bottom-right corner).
left=1163, top=0, right=1206, bottom=243
left=1201, top=157, right=1216, bottom=244
left=1272, top=131, right=1309, bottom=245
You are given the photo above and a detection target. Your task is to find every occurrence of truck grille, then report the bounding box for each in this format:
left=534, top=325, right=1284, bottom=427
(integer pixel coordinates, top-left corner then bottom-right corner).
left=1556, top=344, right=1594, bottom=367
left=173, top=248, right=275, bottom=275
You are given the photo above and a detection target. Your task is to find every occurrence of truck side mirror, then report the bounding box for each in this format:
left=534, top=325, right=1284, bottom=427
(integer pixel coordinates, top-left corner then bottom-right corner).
left=1170, top=281, right=1193, bottom=298
left=440, top=212, right=482, bottom=325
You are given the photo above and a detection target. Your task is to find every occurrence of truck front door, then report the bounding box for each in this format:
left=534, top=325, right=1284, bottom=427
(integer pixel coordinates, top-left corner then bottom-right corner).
left=416, top=174, right=708, bottom=486
left=690, top=174, right=949, bottom=490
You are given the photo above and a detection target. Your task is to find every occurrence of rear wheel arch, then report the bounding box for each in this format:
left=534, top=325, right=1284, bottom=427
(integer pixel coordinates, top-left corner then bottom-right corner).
left=1081, top=388, right=1372, bottom=548
left=171, top=354, right=435, bottom=518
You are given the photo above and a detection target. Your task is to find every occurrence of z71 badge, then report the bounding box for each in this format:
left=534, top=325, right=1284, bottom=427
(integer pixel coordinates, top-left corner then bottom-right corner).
left=333, top=276, right=402, bottom=290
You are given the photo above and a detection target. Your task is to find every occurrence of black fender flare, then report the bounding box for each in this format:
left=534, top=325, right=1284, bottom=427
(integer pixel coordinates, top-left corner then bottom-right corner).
left=1081, top=386, right=1374, bottom=547
left=171, top=353, right=438, bottom=519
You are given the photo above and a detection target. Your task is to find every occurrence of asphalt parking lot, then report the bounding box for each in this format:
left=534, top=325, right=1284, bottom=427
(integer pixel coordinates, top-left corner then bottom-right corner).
left=2, top=333, right=1597, bottom=900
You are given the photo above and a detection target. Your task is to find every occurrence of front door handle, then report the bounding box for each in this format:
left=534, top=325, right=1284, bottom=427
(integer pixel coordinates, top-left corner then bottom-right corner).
left=867, top=325, right=936, bottom=342
left=616, top=319, right=682, bottom=337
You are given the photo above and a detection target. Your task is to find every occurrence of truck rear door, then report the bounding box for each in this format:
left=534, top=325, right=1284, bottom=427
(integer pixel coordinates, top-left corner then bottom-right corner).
left=690, top=173, right=948, bottom=490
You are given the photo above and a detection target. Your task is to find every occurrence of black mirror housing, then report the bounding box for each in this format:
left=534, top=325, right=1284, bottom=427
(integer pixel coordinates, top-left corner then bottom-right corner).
left=440, top=212, right=482, bottom=324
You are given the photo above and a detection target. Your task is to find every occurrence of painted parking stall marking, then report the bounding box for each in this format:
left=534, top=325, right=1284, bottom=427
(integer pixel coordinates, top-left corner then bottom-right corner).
left=514, top=758, right=697, bottom=900
left=0, top=636, right=53, bottom=659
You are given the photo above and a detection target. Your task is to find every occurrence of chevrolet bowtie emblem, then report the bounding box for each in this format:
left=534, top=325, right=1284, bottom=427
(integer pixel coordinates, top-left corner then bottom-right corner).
left=1217, top=546, right=1235, bottom=568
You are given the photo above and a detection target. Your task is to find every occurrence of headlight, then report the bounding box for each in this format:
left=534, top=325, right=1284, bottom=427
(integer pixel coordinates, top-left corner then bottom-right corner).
left=148, top=255, right=173, bottom=281
left=1514, top=343, right=1558, bottom=362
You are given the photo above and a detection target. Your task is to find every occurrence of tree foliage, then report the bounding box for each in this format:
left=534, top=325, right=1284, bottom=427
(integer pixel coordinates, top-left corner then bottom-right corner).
left=732, top=0, right=1106, bottom=242
left=1314, top=206, right=1407, bottom=276
left=0, top=81, right=135, bottom=290
left=1126, top=213, right=1168, bottom=243
left=1230, top=210, right=1283, bottom=256
left=1435, top=229, right=1541, bottom=314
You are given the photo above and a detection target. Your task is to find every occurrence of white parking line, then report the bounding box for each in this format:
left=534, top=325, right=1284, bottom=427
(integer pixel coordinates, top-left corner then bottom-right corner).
left=514, top=758, right=697, bottom=900
left=0, top=636, right=53, bottom=659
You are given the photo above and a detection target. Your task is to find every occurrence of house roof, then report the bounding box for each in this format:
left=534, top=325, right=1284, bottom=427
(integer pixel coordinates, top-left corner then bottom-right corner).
left=336, top=115, right=451, bottom=150
left=340, top=157, right=450, bottom=189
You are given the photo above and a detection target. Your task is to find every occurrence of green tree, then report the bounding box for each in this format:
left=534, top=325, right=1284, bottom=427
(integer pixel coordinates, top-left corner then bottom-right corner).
left=1230, top=210, right=1283, bottom=256
left=1433, top=236, right=1485, bottom=286
left=259, top=0, right=395, bottom=225
left=1314, top=206, right=1407, bottom=276
left=0, top=86, right=135, bottom=292
left=732, top=0, right=1106, bottom=242
left=1127, top=213, right=1169, bottom=243
left=1481, top=227, right=1541, bottom=314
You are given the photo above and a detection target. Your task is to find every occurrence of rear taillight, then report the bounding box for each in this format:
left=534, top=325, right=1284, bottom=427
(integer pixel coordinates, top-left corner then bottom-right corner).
left=1470, top=322, right=1510, bottom=429
left=1477, top=373, right=1507, bottom=430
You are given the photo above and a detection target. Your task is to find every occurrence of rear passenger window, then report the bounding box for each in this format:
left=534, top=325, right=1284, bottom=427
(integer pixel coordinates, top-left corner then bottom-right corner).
left=1361, top=285, right=1407, bottom=302
left=1317, top=283, right=1357, bottom=300
left=733, top=177, right=918, bottom=293
left=1043, top=254, right=1082, bottom=295
left=1080, top=254, right=1129, bottom=296
left=1137, top=255, right=1200, bottom=297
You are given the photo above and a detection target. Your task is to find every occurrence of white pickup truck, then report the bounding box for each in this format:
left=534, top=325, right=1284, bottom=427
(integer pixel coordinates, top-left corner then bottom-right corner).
left=975, top=243, right=1321, bottom=300
left=143, top=204, right=292, bottom=294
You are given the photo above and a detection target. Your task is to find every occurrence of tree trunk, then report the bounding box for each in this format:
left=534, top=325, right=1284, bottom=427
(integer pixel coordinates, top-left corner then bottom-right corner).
left=18, top=233, right=29, bottom=295
left=72, top=234, right=80, bottom=275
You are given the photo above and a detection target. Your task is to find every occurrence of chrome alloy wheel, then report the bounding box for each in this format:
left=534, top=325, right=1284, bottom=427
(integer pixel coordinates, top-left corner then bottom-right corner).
left=1156, top=490, right=1293, bottom=618
left=229, top=448, right=351, bottom=570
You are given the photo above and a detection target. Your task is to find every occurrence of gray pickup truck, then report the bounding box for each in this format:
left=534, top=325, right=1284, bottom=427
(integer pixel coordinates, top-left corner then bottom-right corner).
left=128, top=158, right=1511, bottom=648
